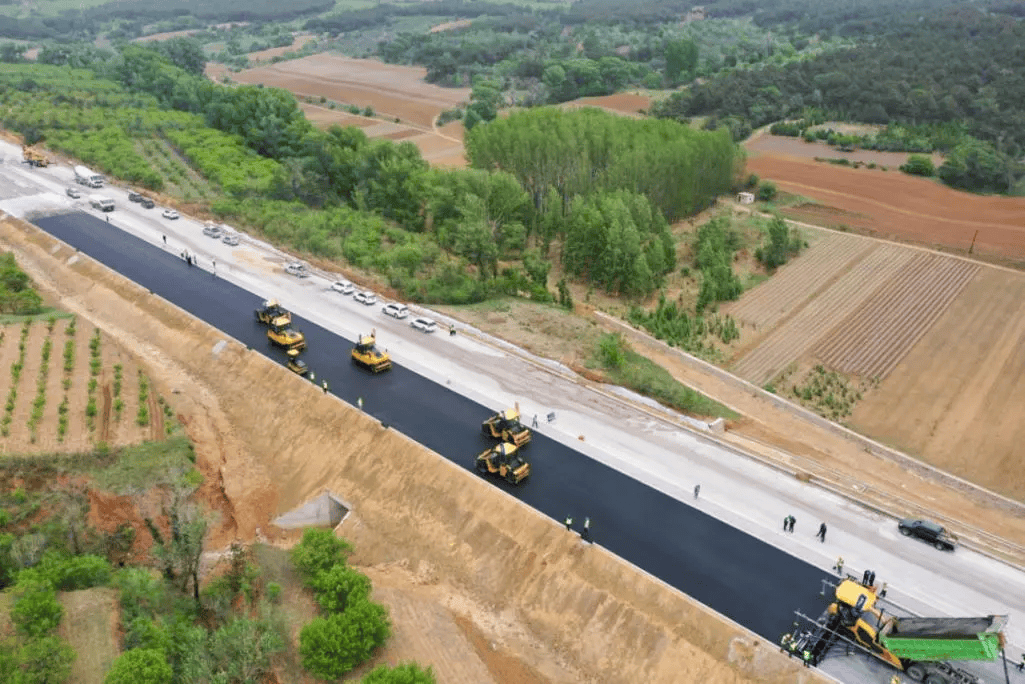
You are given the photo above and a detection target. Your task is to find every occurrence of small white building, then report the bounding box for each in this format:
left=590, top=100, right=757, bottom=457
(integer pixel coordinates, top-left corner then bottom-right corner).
left=737, top=191, right=755, bottom=204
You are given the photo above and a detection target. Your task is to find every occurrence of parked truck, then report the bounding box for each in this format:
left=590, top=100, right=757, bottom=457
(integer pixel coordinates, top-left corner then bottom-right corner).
left=21, top=145, right=51, bottom=167
left=74, top=165, right=104, bottom=188
left=89, top=195, right=115, bottom=212
left=785, top=579, right=1006, bottom=684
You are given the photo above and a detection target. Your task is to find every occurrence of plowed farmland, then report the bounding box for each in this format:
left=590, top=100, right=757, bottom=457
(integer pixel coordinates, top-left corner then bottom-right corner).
left=730, top=242, right=913, bottom=385
left=0, top=318, right=162, bottom=453
left=852, top=265, right=1025, bottom=492
left=222, top=54, right=469, bottom=129
left=744, top=149, right=1025, bottom=265
left=812, top=253, right=978, bottom=379
left=213, top=54, right=469, bottom=166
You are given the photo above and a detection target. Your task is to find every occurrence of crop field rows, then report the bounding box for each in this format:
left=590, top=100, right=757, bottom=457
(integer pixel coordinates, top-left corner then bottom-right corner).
left=731, top=244, right=914, bottom=385
left=0, top=319, right=161, bottom=453
left=812, top=253, right=979, bottom=380
left=726, top=232, right=872, bottom=331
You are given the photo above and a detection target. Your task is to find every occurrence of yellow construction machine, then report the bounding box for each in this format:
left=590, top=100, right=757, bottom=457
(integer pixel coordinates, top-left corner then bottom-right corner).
left=482, top=402, right=531, bottom=446
left=255, top=299, right=291, bottom=327
left=351, top=329, right=391, bottom=373
left=21, top=145, right=51, bottom=168
left=286, top=348, right=308, bottom=375
left=476, top=442, right=531, bottom=484
left=268, top=320, right=306, bottom=351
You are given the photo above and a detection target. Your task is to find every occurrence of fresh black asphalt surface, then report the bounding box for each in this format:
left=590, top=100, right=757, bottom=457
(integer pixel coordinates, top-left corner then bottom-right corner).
left=35, top=212, right=833, bottom=643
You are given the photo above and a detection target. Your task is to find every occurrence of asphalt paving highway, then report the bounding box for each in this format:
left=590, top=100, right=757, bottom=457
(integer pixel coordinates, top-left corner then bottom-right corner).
left=33, top=210, right=834, bottom=644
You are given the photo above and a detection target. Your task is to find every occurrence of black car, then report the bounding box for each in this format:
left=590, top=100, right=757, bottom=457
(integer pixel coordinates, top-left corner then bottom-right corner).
left=140, top=198, right=155, bottom=209
left=128, top=191, right=143, bottom=202
left=897, top=518, right=957, bottom=551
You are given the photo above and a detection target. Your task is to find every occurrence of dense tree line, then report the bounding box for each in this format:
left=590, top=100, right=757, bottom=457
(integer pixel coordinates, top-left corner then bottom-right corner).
left=0, top=252, right=44, bottom=315
left=305, top=0, right=528, bottom=36
left=653, top=9, right=1025, bottom=160
left=467, top=107, right=737, bottom=223
left=0, top=0, right=330, bottom=40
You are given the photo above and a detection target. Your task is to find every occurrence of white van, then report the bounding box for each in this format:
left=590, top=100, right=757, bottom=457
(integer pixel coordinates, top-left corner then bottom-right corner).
left=89, top=195, right=114, bottom=212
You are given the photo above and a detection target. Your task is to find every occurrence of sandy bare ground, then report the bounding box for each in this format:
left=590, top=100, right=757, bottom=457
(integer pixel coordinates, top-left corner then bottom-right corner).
left=744, top=148, right=1025, bottom=265
left=745, top=134, right=943, bottom=169
left=247, top=35, right=318, bottom=64
left=560, top=92, right=652, bottom=117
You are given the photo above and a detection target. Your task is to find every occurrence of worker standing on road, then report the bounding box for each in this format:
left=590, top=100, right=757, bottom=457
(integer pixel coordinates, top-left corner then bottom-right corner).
left=817, top=522, right=827, bottom=542
left=564, top=515, right=573, bottom=531
left=532, top=414, right=539, bottom=428
left=582, top=517, right=592, bottom=543
left=835, top=556, right=844, bottom=575
left=162, top=234, right=167, bottom=245
left=357, top=396, right=363, bottom=411
left=322, top=380, right=328, bottom=394
left=309, top=371, right=316, bottom=384
left=879, top=581, right=888, bottom=598
left=1018, top=652, right=1024, bottom=671
left=890, top=675, right=901, bottom=684
left=802, top=649, right=812, bottom=667
left=783, top=516, right=789, bottom=532
left=779, top=633, right=792, bottom=654
left=693, top=484, right=700, bottom=499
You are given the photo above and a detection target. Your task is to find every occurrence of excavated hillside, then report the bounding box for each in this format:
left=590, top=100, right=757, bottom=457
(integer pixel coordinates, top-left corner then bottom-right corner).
left=0, top=213, right=831, bottom=684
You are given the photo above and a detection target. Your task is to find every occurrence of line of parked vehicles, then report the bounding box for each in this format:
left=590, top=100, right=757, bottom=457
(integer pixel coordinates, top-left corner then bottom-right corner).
left=330, top=279, right=437, bottom=333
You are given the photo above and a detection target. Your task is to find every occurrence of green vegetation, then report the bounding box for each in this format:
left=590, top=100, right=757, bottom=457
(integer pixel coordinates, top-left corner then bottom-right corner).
left=652, top=7, right=1025, bottom=193
left=755, top=216, right=804, bottom=271
left=137, top=370, right=150, bottom=427
left=113, top=363, right=123, bottom=421
left=291, top=529, right=391, bottom=679
left=27, top=334, right=52, bottom=443
left=900, top=154, right=935, bottom=177
left=628, top=295, right=739, bottom=362
left=693, top=216, right=743, bottom=313
left=2, top=322, right=30, bottom=437
left=775, top=364, right=878, bottom=422
left=590, top=333, right=736, bottom=418
left=0, top=252, right=43, bottom=316
left=89, top=436, right=198, bottom=493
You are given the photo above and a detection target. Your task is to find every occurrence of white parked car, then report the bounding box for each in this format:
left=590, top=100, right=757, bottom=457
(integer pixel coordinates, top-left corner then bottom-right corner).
left=285, top=262, right=310, bottom=278
left=66, top=187, right=81, bottom=199
left=161, top=208, right=180, bottom=220
left=202, top=222, right=223, bottom=238
left=331, top=280, right=354, bottom=295
left=222, top=231, right=239, bottom=246
left=410, top=317, right=437, bottom=333
left=382, top=303, right=409, bottom=319
left=353, top=291, right=377, bottom=305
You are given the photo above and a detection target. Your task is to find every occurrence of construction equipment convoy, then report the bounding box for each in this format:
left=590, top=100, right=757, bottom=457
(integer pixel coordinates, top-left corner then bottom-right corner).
left=476, top=442, right=531, bottom=484
left=482, top=403, right=532, bottom=446
left=267, top=320, right=306, bottom=351
left=351, top=330, right=391, bottom=373
left=785, top=578, right=1006, bottom=684
left=21, top=145, right=50, bottom=167
left=254, top=299, right=292, bottom=327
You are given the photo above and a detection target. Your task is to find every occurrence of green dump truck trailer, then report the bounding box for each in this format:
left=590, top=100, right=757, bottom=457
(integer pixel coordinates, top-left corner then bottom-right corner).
left=788, top=579, right=1007, bottom=684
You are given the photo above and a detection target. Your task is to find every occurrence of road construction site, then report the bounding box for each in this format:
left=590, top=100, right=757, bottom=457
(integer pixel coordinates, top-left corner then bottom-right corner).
left=2, top=144, right=1025, bottom=683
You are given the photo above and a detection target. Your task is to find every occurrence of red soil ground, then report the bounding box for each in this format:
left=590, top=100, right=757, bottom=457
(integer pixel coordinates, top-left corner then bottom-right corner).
left=745, top=151, right=1025, bottom=264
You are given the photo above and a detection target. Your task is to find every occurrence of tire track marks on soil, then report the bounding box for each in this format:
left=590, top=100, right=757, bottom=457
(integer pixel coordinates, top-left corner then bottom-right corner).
left=726, top=233, right=871, bottom=330
left=812, top=254, right=979, bottom=380
left=731, top=244, right=914, bottom=385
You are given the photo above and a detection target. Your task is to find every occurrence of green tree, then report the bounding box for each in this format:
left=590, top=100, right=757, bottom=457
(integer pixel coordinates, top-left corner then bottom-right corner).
left=664, top=38, right=699, bottom=83
left=899, top=154, right=935, bottom=176
left=756, top=217, right=802, bottom=270
left=938, top=139, right=1014, bottom=192
left=362, top=662, right=437, bottom=684
left=206, top=617, right=286, bottom=683
left=11, top=635, right=76, bottom=684
left=299, top=600, right=391, bottom=679
left=105, top=648, right=172, bottom=684
left=290, top=529, right=353, bottom=582
left=757, top=181, right=778, bottom=201
left=310, top=565, right=372, bottom=614
left=11, top=579, right=64, bottom=639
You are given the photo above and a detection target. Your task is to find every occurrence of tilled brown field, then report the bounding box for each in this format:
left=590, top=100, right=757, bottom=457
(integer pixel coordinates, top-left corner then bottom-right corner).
left=745, top=148, right=1025, bottom=265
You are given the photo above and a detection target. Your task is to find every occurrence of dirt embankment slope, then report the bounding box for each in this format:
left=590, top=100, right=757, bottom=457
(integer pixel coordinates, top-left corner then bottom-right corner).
left=0, top=214, right=828, bottom=684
